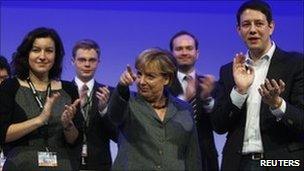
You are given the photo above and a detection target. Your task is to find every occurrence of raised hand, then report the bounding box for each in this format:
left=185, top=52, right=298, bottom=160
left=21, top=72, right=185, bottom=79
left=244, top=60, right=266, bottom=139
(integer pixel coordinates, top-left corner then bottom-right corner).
left=39, top=92, right=61, bottom=125
left=119, top=65, right=137, bottom=86
left=233, top=53, right=254, bottom=94
left=258, top=78, right=285, bottom=109
left=61, top=98, right=80, bottom=129
left=199, top=74, right=215, bottom=100
left=96, top=86, right=110, bottom=111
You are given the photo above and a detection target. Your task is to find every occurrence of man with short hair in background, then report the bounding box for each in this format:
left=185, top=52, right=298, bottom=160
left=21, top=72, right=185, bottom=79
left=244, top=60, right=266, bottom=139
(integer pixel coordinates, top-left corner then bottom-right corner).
left=168, top=31, right=219, bottom=171
left=71, top=39, right=118, bottom=171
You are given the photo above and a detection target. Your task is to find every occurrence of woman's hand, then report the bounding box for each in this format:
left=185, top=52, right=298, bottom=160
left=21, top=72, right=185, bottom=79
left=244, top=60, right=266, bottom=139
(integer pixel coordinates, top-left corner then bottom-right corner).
left=61, top=99, right=80, bottom=129
left=39, top=92, right=61, bottom=125
left=119, top=65, right=137, bottom=86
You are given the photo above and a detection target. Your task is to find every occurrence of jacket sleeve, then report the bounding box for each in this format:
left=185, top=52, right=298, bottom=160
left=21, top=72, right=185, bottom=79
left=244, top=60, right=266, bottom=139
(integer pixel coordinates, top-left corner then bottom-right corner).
left=107, top=84, right=130, bottom=126
left=0, top=78, right=19, bottom=146
left=185, top=122, right=202, bottom=171
left=280, top=53, right=304, bottom=133
left=211, top=64, right=246, bottom=134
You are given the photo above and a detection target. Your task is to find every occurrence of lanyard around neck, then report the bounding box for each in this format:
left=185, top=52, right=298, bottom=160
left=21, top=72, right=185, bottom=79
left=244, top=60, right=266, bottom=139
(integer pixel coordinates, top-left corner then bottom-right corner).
left=26, top=78, right=51, bottom=111
left=26, top=78, right=52, bottom=150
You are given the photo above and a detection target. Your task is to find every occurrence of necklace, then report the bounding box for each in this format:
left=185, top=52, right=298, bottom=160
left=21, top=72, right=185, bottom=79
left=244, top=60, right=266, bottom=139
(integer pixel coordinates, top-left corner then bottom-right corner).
left=152, top=98, right=168, bottom=109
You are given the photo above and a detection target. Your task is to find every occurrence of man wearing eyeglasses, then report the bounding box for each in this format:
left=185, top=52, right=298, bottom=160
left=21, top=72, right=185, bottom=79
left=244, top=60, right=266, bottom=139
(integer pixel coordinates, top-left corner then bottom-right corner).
left=71, top=39, right=118, bottom=171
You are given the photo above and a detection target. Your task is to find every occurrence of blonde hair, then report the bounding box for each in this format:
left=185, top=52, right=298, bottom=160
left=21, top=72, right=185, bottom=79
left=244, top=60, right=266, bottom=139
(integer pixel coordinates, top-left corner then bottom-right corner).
left=135, top=48, right=177, bottom=85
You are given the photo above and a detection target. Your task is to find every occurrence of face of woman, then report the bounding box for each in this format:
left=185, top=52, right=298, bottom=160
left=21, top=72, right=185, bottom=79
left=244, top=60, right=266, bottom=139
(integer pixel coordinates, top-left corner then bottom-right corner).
left=136, top=65, right=169, bottom=102
left=28, top=37, right=56, bottom=77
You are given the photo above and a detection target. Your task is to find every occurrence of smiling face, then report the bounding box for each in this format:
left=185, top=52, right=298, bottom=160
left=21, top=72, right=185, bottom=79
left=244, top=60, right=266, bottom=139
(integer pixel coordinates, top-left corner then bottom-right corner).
left=73, top=48, right=99, bottom=82
left=28, top=37, right=56, bottom=78
left=238, top=9, right=274, bottom=56
left=171, top=34, right=198, bottom=73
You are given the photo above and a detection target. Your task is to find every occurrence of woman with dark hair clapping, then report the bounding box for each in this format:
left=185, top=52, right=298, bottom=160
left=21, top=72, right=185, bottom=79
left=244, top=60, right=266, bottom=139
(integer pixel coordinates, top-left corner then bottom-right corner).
left=0, top=27, right=82, bottom=171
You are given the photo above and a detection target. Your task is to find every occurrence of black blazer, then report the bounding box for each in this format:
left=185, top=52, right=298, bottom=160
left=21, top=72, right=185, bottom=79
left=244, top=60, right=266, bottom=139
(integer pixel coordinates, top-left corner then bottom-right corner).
left=75, top=81, right=118, bottom=171
left=212, top=47, right=304, bottom=171
left=168, top=75, right=219, bottom=171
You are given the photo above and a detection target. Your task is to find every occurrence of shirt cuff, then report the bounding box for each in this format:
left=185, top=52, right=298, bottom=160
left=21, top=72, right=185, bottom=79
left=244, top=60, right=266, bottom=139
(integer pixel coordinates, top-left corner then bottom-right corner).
left=230, top=87, right=248, bottom=109
left=99, top=106, right=108, bottom=117
left=270, top=99, right=286, bottom=121
left=203, top=97, right=214, bottom=113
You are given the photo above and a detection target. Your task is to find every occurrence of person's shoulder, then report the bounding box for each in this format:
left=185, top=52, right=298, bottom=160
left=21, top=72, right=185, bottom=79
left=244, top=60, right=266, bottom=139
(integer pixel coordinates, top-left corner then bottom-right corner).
left=60, top=80, right=76, bottom=88
left=94, top=81, right=113, bottom=88
left=0, top=78, right=20, bottom=99
left=60, top=80, right=78, bottom=93
left=221, top=61, right=233, bottom=69
left=94, top=81, right=115, bottom=91
left=218, top=62, right=233, bottom=75
left=275, top=47, right=303, bottom=61
left=169, top=95, right=192, bottom=111
left=0, top=77, right=19, bottom=90
left=286, top=51, right=303, bottom=61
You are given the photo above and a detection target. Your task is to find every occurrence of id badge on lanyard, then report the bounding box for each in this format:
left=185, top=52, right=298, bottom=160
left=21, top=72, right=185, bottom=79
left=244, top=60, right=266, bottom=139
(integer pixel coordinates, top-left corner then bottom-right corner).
left=0, top=150, right=5, bottom=171
left=27, top=79, right=57, bottom=167
left=37, top=148, right=58, bottom=167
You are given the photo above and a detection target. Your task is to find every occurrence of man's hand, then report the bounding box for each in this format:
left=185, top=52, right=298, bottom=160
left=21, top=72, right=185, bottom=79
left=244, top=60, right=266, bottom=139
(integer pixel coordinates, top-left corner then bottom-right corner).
left=258, top=78, right=285, bottom=109
left=199, top=74, right=215, bottom=100
left=233, top=53, right=254, bottom=94
left=96, top=86, right=110, bottom=111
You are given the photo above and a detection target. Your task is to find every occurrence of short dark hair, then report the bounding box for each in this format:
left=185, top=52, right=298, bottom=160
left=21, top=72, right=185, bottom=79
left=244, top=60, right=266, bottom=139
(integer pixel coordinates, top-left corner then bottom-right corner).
left=237, top=0, right=273, bottom=26
left=11, top=27, right=65, bottom=80
left=0, top=55, right=11, bottom=76
left=169, top=31, right=199, bottom=51
left=72, top=39, right=101, bottom=59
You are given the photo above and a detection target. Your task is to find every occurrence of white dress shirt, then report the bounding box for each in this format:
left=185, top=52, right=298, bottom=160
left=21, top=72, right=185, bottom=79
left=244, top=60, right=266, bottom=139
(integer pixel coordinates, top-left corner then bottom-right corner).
left=74, top=77, right=107, bottom=117
left=75, top=77, right=94, bottom=97
left=230, top=42, right=287, bottom=154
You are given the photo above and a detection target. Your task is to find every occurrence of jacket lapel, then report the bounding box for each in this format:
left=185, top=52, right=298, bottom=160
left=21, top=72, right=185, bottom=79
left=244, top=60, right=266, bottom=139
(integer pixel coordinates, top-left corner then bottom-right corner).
left=87, top=82, right=104, bottom=128
left=134, top=93, right=178, bottom=124
left=163, top=95, right=178, bottom=124
left=134, top=95, right=160, bottom=121
left=169, top=75, right=183, bottom=96
left=260, top=48, right=286, bottom=125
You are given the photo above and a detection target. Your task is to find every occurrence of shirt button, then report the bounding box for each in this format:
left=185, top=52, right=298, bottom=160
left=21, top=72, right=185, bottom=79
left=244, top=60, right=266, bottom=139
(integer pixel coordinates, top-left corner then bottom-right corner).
left=158, top=150, right=163, bottom=155
left=228, top=111, right=233, bottom=117
left=156, top=165, right=161, bottom=169
left=287, top=119, right=293, bottom=125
